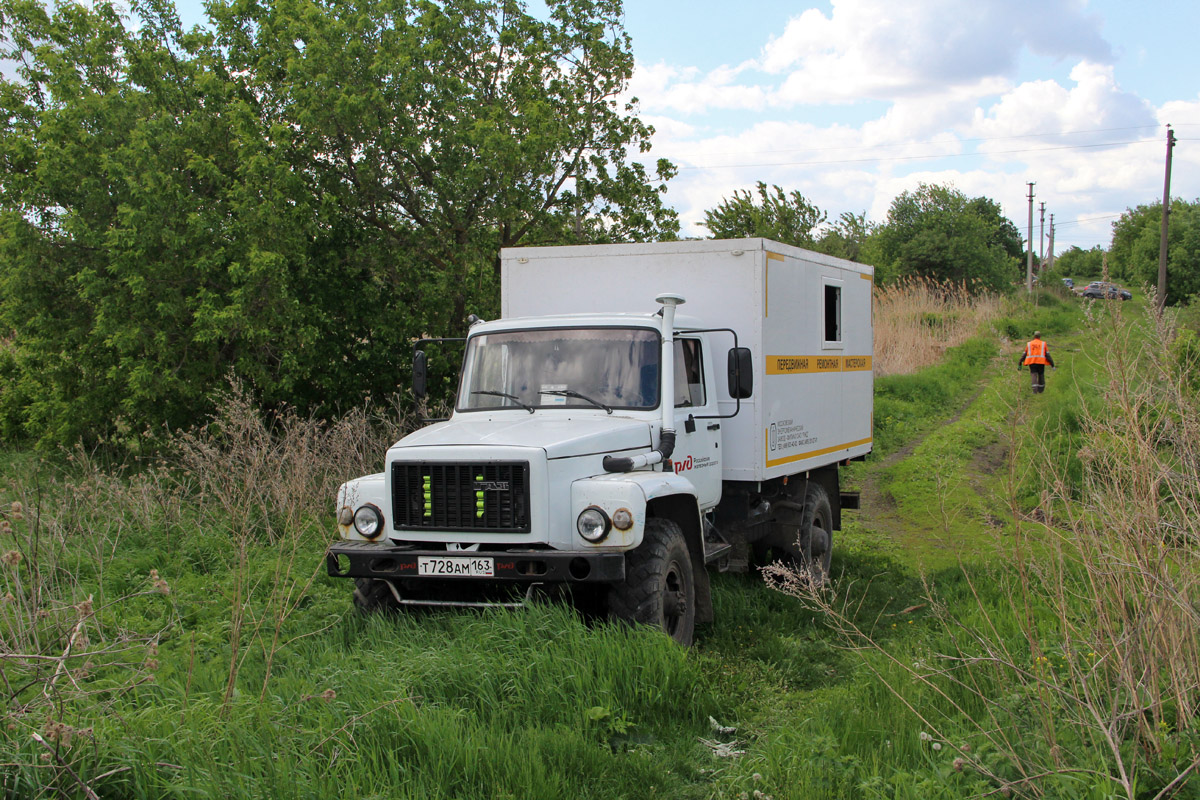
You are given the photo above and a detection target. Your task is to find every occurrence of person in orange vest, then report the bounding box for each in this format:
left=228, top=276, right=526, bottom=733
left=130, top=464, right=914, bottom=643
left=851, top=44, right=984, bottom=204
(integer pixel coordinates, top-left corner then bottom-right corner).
left=1018, top=331, right=1055, bottom=393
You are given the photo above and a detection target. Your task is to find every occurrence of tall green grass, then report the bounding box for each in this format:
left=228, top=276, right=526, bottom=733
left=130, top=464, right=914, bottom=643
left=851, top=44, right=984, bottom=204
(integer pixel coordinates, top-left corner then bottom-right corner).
left=4, top=291, right=1195, bottom=799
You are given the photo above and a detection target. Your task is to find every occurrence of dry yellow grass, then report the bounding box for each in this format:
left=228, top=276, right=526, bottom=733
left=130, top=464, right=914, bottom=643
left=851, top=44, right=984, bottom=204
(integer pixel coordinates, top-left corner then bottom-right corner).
left=873, top=279, right=1003, bottom=376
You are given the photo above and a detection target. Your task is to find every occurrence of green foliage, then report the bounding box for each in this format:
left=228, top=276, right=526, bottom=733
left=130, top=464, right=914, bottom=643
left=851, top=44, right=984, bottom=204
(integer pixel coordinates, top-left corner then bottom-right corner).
left=1170, top=327, right=1200, bottom=395
left=702, top=181, right=827, bottom=248
left=874, top=183, right=1022, bottom=292
left=1052, top=245, right=1106, bottom=280
left=0, top=0, right=677, bottom=448
left=813, top=210, right=876, bottom=262
left=1109, top=198, right=1200, bottom=304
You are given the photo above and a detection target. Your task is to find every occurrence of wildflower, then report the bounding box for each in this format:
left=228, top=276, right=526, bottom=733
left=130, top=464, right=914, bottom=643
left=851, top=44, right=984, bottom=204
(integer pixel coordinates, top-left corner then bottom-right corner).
left=144, top=659, right=159, bottom=671
left=75, top=598, right=93, bottom=616
left=9, top=502, right=22, bottom=520
left=2, top=592, right=13, bottom=604
left=953, top=757, right=965, bottom=771
left=932, top=742, right=942, bottom=751
left=1, top=550, right=21, bottom=568
left=149, top=569, right=170, bottom=595
left=321, top=689, right=336, bottom=702
left=919, top=731, right=931, bottom=741
left=0, top=520, right=10, bottom=533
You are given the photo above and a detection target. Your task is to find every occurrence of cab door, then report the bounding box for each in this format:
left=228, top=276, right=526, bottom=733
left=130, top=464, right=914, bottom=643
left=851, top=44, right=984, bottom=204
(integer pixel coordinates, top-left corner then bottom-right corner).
left=671, top=337, right=722, bottom=509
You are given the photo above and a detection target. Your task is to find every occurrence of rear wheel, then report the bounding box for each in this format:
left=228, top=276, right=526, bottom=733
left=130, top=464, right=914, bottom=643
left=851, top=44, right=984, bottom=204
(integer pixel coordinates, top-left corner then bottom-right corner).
left=609, top=518, right=696, bottom=645
left=757, top=482, right=833, bottom=587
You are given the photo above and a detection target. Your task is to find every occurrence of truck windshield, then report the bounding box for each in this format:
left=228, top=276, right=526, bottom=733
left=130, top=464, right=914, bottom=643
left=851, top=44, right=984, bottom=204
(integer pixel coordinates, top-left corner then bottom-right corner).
left=458, top=327, right=661, bottom=412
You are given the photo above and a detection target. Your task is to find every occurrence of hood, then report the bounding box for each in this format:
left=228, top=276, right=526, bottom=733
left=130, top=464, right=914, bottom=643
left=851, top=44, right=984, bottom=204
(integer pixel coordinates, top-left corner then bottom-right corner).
left=393, top=414, right=654, bottom=460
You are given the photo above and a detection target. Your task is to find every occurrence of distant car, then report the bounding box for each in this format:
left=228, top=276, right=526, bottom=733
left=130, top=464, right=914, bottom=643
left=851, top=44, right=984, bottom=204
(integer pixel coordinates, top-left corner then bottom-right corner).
left=1062, top=278, right=1074, bottom=289
left=1081, top=281, right=1131, bottom=300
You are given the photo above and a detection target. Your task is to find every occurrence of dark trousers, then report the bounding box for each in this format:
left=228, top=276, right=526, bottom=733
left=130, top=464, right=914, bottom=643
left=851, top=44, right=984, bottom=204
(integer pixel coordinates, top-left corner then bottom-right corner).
left=1029, top=364, right=1046, bottom=393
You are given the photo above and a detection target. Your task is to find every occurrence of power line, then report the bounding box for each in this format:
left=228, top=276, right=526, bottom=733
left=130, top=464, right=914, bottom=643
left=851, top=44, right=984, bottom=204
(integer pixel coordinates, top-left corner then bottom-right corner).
left=658, top=124, right=1170, bottom=160
left=668, top=138, right=1156, bottom=171
left=1052, top=213, right=1123, bottom=228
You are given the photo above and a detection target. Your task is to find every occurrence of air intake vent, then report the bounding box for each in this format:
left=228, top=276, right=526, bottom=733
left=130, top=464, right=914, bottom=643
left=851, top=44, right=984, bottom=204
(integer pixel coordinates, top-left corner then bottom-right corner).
left=391, top=462, right=531, bottom=533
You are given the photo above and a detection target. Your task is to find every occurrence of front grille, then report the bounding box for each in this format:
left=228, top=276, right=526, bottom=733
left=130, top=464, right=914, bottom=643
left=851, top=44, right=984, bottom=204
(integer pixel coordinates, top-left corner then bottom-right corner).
left=391, top=461, right=531, bottom=533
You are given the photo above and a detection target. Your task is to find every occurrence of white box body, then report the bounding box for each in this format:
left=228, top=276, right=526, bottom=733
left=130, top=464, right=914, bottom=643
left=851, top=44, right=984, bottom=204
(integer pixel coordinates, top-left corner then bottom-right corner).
left=501, top=238, right=873, bottom=482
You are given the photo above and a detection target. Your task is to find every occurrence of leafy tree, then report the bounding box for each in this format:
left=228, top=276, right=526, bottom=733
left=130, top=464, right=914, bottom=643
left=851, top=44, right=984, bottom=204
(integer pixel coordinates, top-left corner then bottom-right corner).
left=1052, top=246, right=1106, bottom=280
left=209, top=0, right=677, bottom=332
left=0, top=0, right=675, bottom=447
left=873, top=183, right=1021, bottom=292
left=1108, top=200, right=1200, bottom=305
left=702, top=182, right=826, bottom=248
left=813, top=211, right=876, bottom=262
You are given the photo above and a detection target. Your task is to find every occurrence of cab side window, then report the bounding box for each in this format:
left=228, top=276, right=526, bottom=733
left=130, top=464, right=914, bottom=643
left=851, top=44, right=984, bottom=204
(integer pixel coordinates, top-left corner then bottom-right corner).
left=674, top=339, right=705, bottom=407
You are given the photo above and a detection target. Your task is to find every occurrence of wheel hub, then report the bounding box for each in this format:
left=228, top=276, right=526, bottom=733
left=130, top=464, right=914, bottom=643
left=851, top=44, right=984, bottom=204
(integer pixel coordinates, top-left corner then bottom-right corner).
left=810, top=528, right=830, bottom=558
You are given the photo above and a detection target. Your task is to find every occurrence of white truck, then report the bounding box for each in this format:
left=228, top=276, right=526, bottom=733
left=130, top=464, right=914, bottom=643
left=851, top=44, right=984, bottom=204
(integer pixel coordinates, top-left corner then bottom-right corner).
left=325, top=238, right=873, bottom=644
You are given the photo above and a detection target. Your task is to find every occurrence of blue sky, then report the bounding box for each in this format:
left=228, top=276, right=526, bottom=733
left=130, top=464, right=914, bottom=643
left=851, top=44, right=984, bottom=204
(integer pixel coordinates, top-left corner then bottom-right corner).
left=168, top=0, right=1199, bottom=252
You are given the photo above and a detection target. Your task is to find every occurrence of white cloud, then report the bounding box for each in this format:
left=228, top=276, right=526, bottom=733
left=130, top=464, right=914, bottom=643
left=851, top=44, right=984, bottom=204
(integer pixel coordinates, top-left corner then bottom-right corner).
left=627, top=60, right=768, bottom=114
left=760, top=0, right=1111, bottom=104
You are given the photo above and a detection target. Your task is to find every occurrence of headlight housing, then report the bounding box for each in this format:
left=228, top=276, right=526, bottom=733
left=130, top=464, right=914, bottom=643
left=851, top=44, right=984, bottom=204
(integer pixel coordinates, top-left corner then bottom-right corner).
left=353, top=504, right=384, bottom=539
left=577, top=506, right=611, bottom=543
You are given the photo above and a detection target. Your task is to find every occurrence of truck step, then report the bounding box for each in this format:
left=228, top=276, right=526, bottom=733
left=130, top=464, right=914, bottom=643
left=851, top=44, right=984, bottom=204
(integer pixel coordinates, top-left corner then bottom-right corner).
left=703, top=539, right=733, bottom=564
left=840, top=490, right=861, bottom=510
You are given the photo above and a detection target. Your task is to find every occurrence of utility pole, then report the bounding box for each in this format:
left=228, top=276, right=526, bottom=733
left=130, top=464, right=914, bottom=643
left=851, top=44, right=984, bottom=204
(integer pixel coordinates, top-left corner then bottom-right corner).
left=1039, top=201, right=1046, bottom=266
left=1157, top=125, right=1177, bottom=314
left=1047, top=215, right=1055, bottom=272
left=1026, top=182, right=1035, bottom=292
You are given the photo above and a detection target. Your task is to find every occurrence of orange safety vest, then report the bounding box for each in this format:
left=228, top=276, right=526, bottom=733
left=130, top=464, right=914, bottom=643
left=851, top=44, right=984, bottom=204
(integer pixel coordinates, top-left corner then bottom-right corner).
left=1024, top=339, right=1048, bottom=366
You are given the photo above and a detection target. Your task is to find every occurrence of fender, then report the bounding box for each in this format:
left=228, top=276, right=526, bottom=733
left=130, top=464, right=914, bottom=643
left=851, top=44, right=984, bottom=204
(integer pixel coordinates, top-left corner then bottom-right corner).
left=336, top=473, right=387, bottom=541
left=570, top=471, right=699, bottom=550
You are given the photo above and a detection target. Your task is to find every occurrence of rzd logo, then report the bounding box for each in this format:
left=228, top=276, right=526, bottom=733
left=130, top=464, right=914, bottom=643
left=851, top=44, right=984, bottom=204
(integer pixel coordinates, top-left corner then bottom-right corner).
left=674, top=455, right=695, bottom=473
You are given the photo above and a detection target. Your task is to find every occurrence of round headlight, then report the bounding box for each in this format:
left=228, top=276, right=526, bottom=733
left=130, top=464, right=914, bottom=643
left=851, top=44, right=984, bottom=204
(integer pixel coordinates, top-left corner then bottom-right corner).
left=612, top=508, right=634, bottom=531
left=353, top=504, right=384, bottom=538
left=576, top=506, right=611, bottom=543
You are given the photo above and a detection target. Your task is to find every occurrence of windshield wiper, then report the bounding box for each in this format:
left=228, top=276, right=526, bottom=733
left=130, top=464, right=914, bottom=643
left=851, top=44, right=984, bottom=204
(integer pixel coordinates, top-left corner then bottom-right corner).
left=539, top=389, right=613, bottom=414
left=471, top=390, right=535, bottom=413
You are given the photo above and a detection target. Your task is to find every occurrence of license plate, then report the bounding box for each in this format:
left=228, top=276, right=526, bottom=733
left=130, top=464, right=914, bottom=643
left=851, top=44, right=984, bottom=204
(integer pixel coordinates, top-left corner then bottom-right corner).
left=417, top=556, right=495, bottom=577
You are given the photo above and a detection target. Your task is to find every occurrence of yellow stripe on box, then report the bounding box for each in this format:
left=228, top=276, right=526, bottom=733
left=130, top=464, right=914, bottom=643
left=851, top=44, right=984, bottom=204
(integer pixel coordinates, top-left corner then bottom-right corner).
left=765, top=252, right=783, bottom=317
left=842, top=356, right=872, bottom=371
left=765, top=434, right=874, bottom=468
left=767, top=355, right=872, bottom=374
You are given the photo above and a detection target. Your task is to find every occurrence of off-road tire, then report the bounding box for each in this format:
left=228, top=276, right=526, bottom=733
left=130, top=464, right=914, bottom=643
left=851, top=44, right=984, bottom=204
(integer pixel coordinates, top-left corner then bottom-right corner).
left=353, top=578, right=398, bottom=613
left=609, top=518, right=696, bottom=646
left=756, top=482, right=833, bottom=587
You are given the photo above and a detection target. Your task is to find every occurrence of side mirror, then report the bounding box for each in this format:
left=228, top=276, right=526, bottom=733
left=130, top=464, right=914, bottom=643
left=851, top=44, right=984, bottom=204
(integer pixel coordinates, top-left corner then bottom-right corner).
left=413, top=349, right=428, bottom=400
left=728, top=347, right=753, bottom=399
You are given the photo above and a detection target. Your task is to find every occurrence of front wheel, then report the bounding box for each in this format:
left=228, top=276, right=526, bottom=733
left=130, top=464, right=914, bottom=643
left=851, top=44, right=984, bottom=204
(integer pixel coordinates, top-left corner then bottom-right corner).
left=609, top=518, right=696, bottom=646
left=352, top=578, right=399, bottom=614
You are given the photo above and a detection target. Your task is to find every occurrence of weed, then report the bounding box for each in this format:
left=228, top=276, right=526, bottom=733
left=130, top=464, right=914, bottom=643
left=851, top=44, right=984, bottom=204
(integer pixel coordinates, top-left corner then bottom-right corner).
left=874, top=279, right=1003, bottom=377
